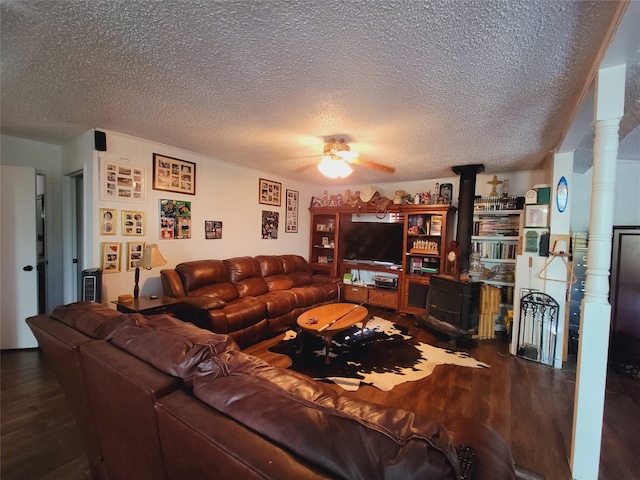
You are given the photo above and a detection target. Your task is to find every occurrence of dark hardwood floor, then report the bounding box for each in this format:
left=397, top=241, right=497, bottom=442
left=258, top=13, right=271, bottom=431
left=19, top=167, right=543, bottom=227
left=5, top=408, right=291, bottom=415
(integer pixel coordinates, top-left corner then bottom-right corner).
left=2, top=308, right=638, bottom=480
left=1, top=348, right=91, bottom=480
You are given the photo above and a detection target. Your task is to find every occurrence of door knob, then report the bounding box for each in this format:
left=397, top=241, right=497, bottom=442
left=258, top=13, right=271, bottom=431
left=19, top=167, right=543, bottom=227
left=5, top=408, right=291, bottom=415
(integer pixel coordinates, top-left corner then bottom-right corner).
left=23, top=265, right=34, bottom=271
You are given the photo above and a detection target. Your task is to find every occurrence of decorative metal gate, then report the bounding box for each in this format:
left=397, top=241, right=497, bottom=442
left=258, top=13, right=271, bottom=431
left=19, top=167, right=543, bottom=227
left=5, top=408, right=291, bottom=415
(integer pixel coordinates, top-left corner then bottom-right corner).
left=517, top=292, right=559, bottom=366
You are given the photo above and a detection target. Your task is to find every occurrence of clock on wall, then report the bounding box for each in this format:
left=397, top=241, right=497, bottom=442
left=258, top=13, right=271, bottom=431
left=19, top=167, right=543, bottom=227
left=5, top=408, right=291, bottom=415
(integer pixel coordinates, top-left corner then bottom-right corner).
left=443, top=241, right=461, bottom=279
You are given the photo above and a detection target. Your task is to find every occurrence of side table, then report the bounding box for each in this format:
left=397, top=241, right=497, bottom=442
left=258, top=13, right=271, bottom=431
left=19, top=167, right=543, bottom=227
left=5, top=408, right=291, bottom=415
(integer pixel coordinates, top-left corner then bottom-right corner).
left=112, top=295, right=183, bottom=315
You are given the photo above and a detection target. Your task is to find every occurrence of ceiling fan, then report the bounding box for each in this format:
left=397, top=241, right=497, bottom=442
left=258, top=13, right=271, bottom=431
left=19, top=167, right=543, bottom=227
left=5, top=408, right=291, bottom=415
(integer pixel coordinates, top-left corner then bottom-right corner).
left=317, top=137, right=396, bottom=178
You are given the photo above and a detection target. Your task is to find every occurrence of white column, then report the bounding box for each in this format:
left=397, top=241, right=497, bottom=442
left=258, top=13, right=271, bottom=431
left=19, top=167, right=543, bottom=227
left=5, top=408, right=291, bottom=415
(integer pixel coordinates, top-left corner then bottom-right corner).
left=570, top=64, right=625, bottom=480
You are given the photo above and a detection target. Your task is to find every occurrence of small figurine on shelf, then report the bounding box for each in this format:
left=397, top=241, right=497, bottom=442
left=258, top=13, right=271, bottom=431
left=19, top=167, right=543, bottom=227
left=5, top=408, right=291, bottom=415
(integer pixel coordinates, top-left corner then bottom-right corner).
left=322, top=190, right=329, bottom=206
left=500, top=179, right=510, bottom=205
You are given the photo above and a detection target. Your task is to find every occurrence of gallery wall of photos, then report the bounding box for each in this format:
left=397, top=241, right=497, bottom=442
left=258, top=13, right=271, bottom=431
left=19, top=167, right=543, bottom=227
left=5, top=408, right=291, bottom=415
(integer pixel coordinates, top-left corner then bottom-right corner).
left=98, top=157, right=299, bottom=272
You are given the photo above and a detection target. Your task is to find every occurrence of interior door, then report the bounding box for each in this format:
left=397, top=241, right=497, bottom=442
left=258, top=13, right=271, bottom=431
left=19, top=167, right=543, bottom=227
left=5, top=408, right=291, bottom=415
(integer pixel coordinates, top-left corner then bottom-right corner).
left=1, top=165, right=38, bottom=349
left=610, top=226, right=640, bottom=365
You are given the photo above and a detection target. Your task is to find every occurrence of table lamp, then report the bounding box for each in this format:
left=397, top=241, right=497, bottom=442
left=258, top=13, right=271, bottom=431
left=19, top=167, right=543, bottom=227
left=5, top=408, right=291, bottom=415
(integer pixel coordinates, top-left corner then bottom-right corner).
left=134, top=244, right=167, bottom=298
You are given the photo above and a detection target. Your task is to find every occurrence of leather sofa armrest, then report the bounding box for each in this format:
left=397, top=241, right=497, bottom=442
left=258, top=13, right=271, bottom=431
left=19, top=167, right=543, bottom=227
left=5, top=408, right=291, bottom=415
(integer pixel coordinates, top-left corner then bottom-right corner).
left=311, top=275, right=342, bottom=286
left=182, top=296, right=226, bottom=310
left=161, top=269, right=187, bottom=298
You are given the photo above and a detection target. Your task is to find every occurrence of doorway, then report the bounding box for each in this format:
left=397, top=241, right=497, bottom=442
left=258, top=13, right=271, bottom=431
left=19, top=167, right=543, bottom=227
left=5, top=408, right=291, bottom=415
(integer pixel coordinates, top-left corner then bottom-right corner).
left=72, top=172, right=84, bottom=301
left=36, top=175, right=46, bottom=313
left=610, top=226, right=640, bottom=368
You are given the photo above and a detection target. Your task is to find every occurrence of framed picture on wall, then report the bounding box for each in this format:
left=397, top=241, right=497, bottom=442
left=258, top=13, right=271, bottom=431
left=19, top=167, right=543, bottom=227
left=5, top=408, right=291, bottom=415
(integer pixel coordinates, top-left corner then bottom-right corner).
left=159, top=199, right=192, bottom=239
left=100, top=159, right=146, bottom=203
left=525, top=204, right=549, bottom=228
left=101, top=242, right=122, bottom=273
left=261, top=210, right=279, bottom=239
left=126, top=241, right=145, bottom=271
left=100, top=208, right=117, bottom=235
left=285, top=189, right=299, bottom=232
left=153, top=153, right=196, bottom=195
left=205, top=220, right=223, bottom=239
left=121, top=210, right=146, bottom=236
left=258, top=178, right=281, bottom=206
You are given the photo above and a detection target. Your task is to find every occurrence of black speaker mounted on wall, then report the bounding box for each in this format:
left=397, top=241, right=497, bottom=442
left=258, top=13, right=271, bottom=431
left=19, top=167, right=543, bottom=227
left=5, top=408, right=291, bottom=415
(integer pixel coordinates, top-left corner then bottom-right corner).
left=94, top=130, right=107, bottom=151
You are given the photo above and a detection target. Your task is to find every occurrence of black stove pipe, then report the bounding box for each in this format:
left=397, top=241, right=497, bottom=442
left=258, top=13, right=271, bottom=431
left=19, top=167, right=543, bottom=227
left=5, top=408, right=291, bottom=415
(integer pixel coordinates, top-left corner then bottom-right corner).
left=452, top=164, right=484, bottom=273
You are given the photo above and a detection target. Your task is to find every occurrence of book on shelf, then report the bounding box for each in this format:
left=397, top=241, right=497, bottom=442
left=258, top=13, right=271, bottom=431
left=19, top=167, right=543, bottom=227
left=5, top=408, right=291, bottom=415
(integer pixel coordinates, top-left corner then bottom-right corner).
left=473, top=214, right=520, bottom=236
left=471, top=241, right=518, bottom=260
left=430, top=215, right=442, bottom=236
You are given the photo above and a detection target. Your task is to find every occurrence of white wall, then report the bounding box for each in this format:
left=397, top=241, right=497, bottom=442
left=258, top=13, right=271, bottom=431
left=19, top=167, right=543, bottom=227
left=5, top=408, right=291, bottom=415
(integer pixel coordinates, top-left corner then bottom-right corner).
left=0, top=135, right=64, bottom=311
left=570, top=158, right=640, bottom=233
left=90, top=130, right=314, bottom=304
left=613, top=159, right=640, bottom=225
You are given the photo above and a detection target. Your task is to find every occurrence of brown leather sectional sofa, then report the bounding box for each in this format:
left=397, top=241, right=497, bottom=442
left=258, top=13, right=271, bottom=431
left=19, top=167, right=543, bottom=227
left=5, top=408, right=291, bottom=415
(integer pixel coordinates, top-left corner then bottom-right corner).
left=160, top=255, right=342, bottom=348
left=27, top=301, right=516, bottom=480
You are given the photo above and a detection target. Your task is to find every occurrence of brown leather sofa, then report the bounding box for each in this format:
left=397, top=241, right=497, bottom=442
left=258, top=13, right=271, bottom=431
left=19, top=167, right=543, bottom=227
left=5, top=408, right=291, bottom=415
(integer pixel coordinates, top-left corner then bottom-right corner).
left=27, top=302, right=516, bottom=480
left=160, top=255, right=341, bottom=348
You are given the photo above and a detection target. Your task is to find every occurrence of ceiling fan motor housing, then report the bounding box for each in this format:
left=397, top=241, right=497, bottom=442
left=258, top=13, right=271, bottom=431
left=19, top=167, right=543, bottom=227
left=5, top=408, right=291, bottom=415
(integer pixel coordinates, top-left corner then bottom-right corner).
left=324, top=137, right=350, bottom=156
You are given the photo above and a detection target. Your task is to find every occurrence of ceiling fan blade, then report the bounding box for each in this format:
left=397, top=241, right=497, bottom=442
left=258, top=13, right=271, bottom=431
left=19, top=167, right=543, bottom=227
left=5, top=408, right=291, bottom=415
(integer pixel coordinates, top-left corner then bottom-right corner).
left=351, top=157, right=396, bottom=174
left=288, top=154, right=323, bottom=160
left=294, top=163, right=316, bottom=173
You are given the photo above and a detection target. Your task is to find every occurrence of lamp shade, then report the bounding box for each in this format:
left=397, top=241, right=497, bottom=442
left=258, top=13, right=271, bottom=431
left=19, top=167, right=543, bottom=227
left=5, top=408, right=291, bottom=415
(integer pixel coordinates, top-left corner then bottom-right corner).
left=318, top=156, right=353, bottom=179
left=136, top=244, right=167, bottom=269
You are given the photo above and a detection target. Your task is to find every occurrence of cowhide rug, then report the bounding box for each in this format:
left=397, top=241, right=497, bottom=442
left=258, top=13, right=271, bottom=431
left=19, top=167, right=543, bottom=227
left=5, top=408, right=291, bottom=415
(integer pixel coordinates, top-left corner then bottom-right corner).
left=269, top=316, right=489, bottom=391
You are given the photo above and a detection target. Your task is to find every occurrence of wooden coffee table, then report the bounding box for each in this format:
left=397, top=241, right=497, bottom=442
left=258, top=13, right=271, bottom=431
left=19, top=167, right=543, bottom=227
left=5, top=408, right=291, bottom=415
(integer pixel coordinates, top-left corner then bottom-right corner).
left=296, top=303, right=369, bottom=364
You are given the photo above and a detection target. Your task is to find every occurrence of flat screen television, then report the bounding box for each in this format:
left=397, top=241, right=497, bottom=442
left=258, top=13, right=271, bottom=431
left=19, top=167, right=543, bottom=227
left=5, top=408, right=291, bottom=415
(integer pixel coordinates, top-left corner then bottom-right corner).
left=340, top=221, right=404, bottom=266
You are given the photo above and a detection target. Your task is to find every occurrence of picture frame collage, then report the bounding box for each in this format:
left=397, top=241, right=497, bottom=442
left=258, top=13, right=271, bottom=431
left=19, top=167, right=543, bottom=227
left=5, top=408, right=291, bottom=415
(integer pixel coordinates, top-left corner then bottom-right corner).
left=100, top=208, right=146, bottom=236
left=101, top=241, right=146, bottom=273
left=100, top=160, right=146, bottom=203
left=153, top=153, right=196, bottom=195
left=99, top=160, right=300, bottom=273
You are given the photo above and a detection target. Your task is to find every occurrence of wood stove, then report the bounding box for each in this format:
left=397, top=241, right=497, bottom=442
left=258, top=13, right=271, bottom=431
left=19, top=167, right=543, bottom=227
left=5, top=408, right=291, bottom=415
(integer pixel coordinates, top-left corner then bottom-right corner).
left=418, top=164, right=484, bottom=337
left=425, top=275, right=481, bottom=335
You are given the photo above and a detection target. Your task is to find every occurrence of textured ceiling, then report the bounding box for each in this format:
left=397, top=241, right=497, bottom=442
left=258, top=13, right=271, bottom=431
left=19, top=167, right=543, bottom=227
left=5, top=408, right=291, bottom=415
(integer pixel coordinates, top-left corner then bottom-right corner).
left=1, top=0, right=638, bottom=185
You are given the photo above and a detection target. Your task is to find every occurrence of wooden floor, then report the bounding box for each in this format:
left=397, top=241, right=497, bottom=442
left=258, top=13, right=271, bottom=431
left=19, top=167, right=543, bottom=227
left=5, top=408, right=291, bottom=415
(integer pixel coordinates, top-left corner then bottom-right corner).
left=2, top=308, right=639, bottom=480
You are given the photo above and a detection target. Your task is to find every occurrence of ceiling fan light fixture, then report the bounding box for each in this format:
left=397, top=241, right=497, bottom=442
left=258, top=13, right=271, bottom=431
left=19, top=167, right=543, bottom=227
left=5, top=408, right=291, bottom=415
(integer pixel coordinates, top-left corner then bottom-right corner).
left=318, top=156, right=353, bottom=178
left=323, top=137, right=350, bottom=156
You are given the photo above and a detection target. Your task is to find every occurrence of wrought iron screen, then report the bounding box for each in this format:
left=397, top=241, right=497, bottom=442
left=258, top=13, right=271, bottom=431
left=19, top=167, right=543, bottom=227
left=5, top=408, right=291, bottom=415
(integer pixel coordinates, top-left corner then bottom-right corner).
left=517, top=292, right=559, bottom=366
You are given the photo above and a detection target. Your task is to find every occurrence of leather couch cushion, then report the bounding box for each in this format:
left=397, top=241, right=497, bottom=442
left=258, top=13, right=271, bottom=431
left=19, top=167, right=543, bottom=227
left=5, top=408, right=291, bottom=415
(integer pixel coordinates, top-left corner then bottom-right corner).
left=195, top=350, right=458, bottom=480
left=218, top=297, right=268, bottom=332
left=51, top=301, right=141, bottom=339
left=288, top=271, right=313, bottom=287
left=260, top=290, right=298, bottom=317
left=177, top=260, right=238, bottom=300
left=224, top=256, right=262, bottom=282
left=182, top=296, right=226, bottom=310
left=280, top=254, right=312, bottom=274
left=111, top=314, right=239, bottom=387
left=234, top=277, right=269, bottom=298
left=256, top=255, right=285, bottom=277
left=263, top=274, right=295, bottom=291
left=224, top=256, right=269, bottom=297
left=191, top=283, right=239, bottom=301
left=288, top=286, right=320, bottom=307
left=280, top=255, right=313, bottom=286
left=309, top=283, right=340, bottom=302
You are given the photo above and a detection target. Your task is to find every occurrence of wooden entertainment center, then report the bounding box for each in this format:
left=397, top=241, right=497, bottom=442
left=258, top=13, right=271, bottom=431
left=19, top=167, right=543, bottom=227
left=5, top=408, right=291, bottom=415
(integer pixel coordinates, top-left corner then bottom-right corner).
left=309, top=204, right=456, bottom=314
